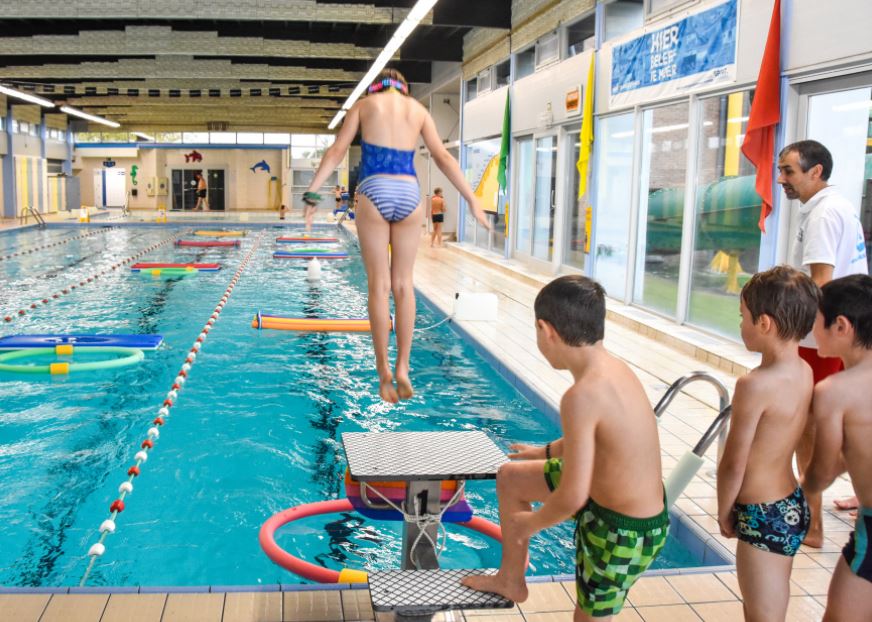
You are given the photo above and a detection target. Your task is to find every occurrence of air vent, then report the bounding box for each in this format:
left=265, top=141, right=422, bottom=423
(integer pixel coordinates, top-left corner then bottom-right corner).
left=64, top=86, right=75, bottom=94
left=269, top=87, right=280, bottom=97
left=230, top=89, right=241, bottom=97
left=127, top=88, right=139, bottom=96
left=209, top=89, right=220, bottom=97
left=288, top=86, right=301, bottom=95
left=189, top=89, right=201, bottom=97
left=107, top=87, right=119, bottom=96
left=169, top=89, right=180, bottom=98
left=249, top=88, right=261, bottom=96
left=85, top=86, right=97, bottom=95
left=207, top=121, right=229, bottom=131
left=148, top=89, right=160, bottom=97
left=307, top=85, right=320, bottom=94
left=42, top=84, right=55, bottom=93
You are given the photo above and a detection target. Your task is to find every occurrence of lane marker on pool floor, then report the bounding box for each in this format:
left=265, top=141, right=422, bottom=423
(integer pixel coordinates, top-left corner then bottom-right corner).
left=2, top=229, right=192, bottom=324
left=79, top=230, right=265, bottom=586
left=0, top=226, right=120, bottom=263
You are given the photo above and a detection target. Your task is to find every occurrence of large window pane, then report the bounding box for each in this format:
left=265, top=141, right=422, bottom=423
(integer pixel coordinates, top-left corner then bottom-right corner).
left=464, top=137, right=502, bottom=252
left=634, top=102, right=689, bottom=317
left=532, top=136, right=557, bottom=261
left=688, top=91, right=761, bottom=338
left=593, top=113, right=635, bottom=299
left=514, top=137, right=535, bottom=254
left=564, top=124, right=585, bottom=269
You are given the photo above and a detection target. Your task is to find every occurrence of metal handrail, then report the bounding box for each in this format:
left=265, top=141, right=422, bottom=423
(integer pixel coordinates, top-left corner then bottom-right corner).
left=19, top=206, right=46, bottom=229
left=653, top=371, right=731, bottom=459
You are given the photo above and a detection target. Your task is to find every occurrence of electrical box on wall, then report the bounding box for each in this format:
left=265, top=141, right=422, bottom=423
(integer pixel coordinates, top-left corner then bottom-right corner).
left=146, top=178, right=156, bottom=197
left=157, top=177, right=168, bottom=196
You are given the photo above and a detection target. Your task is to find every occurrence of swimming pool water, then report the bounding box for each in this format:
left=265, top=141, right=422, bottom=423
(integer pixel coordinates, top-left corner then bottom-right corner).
left=0, top=224, right=700, bottom=587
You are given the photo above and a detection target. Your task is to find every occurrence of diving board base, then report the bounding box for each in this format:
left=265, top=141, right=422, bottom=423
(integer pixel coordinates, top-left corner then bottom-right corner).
left=368, top=569, right=512, bottom=621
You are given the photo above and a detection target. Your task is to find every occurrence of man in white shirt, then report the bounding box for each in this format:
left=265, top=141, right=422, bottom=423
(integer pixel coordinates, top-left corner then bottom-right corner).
left=778, top=139, right=869, bottom=547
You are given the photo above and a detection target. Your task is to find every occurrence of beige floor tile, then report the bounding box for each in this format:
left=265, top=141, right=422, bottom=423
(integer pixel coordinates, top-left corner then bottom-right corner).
left=161, top=593, right=224, bottom=622
left=665, top=575, right=735, bottom=604
left=339, top=590, right=374, bottom=622
left=101, top=593, right=166, bottom=622
left=464, top=602, right=523, bottom=616
left=790, top=553, right=822, bottom=569
left=283, top=591, right=343, bottom=622
left=517, top=583, right=575, bottom=614
left=521, top=613, right=574, bottom=622
left=805, top=552, right=841, bottom=569
left=223, top=592, right=281, bottom=622
left=458, top=616, right=521, bottom=622
left=791, top=568, right=834, bottom=596
left=635, top=604, right=702, bottom=621
left=626, top=577, right=683, bottom=607
left=712, top=573, right=741, bottom=599
left=612, top=607, right=644, bottom=621
left=786, top=595, right=826, bottom=621
left=690, top=601, right=744, bottom=622
left=39, top=594, right=109, bottom=622
left=0, top=594, right=50, bottom=622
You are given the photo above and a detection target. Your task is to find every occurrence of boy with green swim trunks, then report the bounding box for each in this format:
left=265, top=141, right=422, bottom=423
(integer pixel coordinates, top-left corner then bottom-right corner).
left=802, top=275, right=872, bottom=621
left=463, top=275, right=668, bottom=620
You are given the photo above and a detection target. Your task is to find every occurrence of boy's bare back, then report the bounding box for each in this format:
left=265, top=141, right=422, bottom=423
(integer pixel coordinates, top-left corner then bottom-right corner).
left=734, top=358, right=813, bottom=504
left=815, top=362, right=872, bottom=507
left=568, top=352, right=663, bottom=518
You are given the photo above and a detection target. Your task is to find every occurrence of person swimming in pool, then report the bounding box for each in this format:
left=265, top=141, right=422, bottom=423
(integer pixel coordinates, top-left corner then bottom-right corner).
left=302, top=68, right=490, bottom=403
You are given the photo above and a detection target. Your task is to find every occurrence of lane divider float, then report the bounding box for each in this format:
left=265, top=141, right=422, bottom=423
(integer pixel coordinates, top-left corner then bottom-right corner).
left=2, top=230, right=187, bottom=323
left=0, top=226, right=119, bottom=262
left=78, top=231, right=265, bottom=586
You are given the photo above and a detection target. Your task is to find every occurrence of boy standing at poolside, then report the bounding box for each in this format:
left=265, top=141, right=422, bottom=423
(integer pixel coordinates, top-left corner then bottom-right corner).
left=802, top=274, right=872, bottom=621
left=717, top=266, right=818, bottom=621
left=463, top=275, right=668, bottom=620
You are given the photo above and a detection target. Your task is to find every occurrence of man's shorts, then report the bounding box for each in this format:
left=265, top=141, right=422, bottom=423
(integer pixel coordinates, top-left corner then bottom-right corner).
left=544, top=458, right=669, bottom=617
left=735, top=487, right=810, bottom=556
left=196, top=189, right=207, bottom=198
left=843, top=506, right=872, bottom=583
left=432, top=213, right=444, bottom=223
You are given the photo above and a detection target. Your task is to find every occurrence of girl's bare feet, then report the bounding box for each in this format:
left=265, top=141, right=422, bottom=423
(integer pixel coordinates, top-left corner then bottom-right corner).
left=461, top=573, right=527, bottom=603
left=378, top=374, right=399, bottom=403
left=395, top=365, right=414, bottom=400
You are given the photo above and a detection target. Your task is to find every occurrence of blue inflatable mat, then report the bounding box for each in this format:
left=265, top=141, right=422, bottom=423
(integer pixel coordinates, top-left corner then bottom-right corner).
left=0, top=334, right=163, bottom=350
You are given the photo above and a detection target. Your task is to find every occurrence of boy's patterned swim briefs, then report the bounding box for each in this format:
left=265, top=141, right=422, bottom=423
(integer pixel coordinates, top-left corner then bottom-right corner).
left=544, top=458, right=669, bottom=617
left=734, top=487, right=810, bottom=556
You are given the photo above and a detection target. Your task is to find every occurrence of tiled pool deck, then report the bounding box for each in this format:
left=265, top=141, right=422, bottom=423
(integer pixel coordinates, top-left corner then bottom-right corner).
left=0, top=220, right=857, bottom=621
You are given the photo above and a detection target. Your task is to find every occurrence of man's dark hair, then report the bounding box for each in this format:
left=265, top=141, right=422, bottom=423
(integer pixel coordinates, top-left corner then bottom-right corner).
left=741, top=266, right=819, bottom=341
left=534, top=275, right=605, bottom=346
left=820, top=274, right=872, bottom=349
left=779, top=140, right=833, bottom=181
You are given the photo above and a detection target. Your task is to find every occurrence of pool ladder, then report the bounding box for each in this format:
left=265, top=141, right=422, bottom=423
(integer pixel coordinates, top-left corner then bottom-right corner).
left=654, top=372, right=732, bottom=507
left=19, top=206, right=46, bottom=229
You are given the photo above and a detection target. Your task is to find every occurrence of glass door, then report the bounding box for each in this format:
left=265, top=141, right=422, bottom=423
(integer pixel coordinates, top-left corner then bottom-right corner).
left=532, top=135, right=557, bottom=261
left=801, top=78, right=872, bottom=271
left=513, top=136, right=535, bottom=255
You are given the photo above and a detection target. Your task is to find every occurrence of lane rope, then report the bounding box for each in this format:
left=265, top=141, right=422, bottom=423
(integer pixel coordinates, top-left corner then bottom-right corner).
left=78, top=230, right=265, bottom=586
left=2, top=230, right=189, bottom=324
left=0, top=226, right=119, bottom=262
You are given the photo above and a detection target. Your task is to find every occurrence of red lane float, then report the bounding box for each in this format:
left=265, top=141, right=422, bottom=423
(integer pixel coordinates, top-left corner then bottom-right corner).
left=259, top=498, right=503, bottom=584
left=131, top=262, right=221, bottom=272
left=175, top=239, right=240, bottom=248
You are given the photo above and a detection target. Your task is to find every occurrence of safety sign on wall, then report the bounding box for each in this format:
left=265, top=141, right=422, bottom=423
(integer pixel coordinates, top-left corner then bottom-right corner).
left=610, top=0, right=737, bottom=107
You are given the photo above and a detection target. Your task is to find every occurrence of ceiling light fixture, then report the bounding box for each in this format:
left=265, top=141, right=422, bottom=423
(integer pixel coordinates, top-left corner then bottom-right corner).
left=60, top=105, right=121, bottom=128
left=133, top=131, right=154, bottom=141
left=327, top=0, right=438, bottom=130
left=0, top=84, right=55, bottom=108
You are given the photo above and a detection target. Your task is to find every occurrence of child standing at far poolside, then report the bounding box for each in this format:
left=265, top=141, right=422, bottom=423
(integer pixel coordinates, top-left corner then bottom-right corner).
left=717, top=266, right=818, bottom=622
left=802, top=274, right=872, bottom=622
left=463, top=275, right=669, bottom=621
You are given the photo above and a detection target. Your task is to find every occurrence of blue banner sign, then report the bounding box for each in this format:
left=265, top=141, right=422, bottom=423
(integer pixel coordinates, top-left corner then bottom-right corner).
left=611, top=0, right=737, bottom=106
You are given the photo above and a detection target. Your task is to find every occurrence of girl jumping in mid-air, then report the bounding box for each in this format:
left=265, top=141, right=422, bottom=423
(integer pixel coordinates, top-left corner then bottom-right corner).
left=303, top=68, right=490, bottom=403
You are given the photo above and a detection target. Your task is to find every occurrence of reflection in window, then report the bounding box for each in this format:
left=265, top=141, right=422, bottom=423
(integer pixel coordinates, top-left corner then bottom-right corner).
left=464, top=137, right=502, bottom=253
left=634, top=102, right=689, bottom=317
left=592, top=114, right=635, bottom=298
left=182, top=132, right=209, bottom=143
left=605, top=0, right=644, bottom=42
left=495, top=60, right=511, bottom=88
left=74, top=131, right=102, bottom=143
left=566, top=13, right=596, bottom=58
left=688, top=91, right=760, bottom=338
left=514, top=137, right=535, bottom=254
left=532, top=135, right=557, bottom=261
left=515, top=47, right=535, bottom=80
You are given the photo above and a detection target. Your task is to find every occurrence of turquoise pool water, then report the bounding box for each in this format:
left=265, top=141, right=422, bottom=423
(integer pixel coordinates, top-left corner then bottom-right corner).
left=0, top=225, right=700, bottom=587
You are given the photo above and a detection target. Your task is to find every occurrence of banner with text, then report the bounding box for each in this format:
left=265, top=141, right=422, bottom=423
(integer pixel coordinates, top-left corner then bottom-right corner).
left=610, top=0, right=737, bottom=107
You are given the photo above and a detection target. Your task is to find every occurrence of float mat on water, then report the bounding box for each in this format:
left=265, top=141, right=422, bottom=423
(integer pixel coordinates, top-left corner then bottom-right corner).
left=131, top=262, right=221, bottom=271
left=175, top=239, right=240, bottom=247
left=0, top=334, right=163, bottom=350
left=276, top=237, right=339, bottom=243
left=273, top=251, right=347, bottom=259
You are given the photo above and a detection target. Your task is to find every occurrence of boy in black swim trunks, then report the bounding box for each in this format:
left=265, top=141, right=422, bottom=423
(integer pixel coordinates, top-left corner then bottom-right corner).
left=463, top=276, right=668, bottom=620
left=803, top=274, right=872, bottom=621
left=717, top=266, right=818, bottom=621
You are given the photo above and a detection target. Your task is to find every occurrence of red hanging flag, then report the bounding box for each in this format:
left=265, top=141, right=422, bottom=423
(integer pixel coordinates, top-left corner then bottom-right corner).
left=741, top=0, right=781, bottom=233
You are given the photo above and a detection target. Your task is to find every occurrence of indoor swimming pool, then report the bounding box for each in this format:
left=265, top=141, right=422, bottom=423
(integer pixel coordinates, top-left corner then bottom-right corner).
left=0, top=224, right=702, bottom=588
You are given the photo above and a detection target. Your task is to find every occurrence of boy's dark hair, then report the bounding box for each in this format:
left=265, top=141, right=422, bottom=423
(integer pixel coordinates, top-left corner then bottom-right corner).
left=779, top=140, right=833, bottom=181
left=820, top=274, right=872, bottom=349
left=741, top=266, right=819, bottom=341
left=534, top=275, right=605, bottom=346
